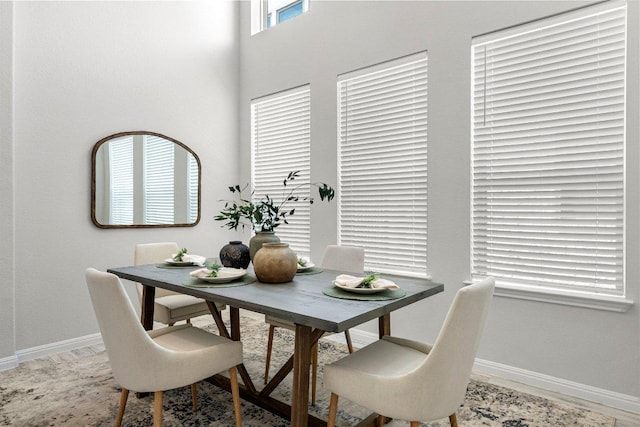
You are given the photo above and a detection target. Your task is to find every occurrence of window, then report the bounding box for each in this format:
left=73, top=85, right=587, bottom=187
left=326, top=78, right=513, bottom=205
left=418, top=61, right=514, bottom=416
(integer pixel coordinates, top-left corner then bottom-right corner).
left=106, top=134, right=192, bottom=226
left=251, top=85, right=311, bottom=259
left=253, top=0, right=309, bottom=33
left=338, top=52, right=428, bottom=277
left=471, top=1, right=627, bottom=297
left=143, top=135, right=175, bottom=224
left=188, top=154, right=199, bottom=224
left=108, top=136, right=134, bottom=225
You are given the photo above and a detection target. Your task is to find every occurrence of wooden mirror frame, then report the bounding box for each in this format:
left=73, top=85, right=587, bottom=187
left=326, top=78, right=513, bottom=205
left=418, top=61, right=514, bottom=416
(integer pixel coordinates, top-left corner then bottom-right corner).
left=91, top=131, right=201, bottom=229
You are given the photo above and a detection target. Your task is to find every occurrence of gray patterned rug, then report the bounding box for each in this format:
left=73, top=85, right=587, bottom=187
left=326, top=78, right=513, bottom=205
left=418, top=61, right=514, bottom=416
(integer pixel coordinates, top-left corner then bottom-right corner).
left=0, top=315, right=614, bottom=426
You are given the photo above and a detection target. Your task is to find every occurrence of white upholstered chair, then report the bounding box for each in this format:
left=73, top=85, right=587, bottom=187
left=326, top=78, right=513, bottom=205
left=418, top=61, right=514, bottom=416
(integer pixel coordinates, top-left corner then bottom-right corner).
left=134, top=242, right=224, bottom=326
left=323, top=278, right=495, bottom=427
left=85, top=268, right=243, bottom=427
left=264, top=245, right=365, bottom=404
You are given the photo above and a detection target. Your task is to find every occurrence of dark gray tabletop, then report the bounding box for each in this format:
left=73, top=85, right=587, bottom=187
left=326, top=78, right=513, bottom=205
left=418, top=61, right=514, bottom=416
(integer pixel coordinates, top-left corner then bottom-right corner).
left=108, top=264, right=444, bottom=333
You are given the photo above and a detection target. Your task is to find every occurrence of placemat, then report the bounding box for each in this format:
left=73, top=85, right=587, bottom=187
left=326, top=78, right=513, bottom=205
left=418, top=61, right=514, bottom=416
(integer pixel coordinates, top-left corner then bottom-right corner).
left=322, top=286, right=406, bottom=301
left=182, top=275, right=257, bottom=288
left=296, top=267, right=324, bottom=275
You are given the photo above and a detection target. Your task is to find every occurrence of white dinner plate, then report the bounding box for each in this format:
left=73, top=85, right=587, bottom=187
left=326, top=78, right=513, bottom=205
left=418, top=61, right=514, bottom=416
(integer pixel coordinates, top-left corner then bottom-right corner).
left=164, top=258, right=197, bottom=266
left=297, top=262, right=315, bottom=272
left=332, top=281, right=388, bottom=294
left=195, top=268, right=246, bottom=283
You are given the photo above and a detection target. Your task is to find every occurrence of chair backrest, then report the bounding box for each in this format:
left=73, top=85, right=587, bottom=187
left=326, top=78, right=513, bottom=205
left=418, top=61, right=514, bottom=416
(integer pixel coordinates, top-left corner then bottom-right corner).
left=85, top=268, right=161, bottom=391
left=320, top=245, right=365, bottom=274
left=416, top=278, right=495, bottom=419
left=134, top=242, right=180, bottom=299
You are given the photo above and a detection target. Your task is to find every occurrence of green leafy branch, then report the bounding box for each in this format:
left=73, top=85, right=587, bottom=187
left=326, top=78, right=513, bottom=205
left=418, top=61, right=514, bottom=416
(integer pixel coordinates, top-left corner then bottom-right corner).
left=215, top=171, right=335, bottom=232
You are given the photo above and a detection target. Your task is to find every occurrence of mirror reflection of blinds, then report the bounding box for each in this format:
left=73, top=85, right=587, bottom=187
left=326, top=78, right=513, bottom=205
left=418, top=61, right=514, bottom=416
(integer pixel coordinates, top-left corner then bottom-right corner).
left=188, top=155, right=198, bottom=224
left=338, top=51, right=428, bottom=277
left=471, top=1, right=626, bottom=294
left=108, top=136, right=134, bottom=225
left=251, top=85, right=311, bottom=259
left=144, top=135, right=175, bottom=224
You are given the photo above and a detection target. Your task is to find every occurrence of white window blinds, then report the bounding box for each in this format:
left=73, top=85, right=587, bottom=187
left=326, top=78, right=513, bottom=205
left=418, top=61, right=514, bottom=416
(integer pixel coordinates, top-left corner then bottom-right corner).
left=471, top=1, right=626, bottom=295
left=338, top=52, right=428, bottom=277
left=144, top=135, right=175, bottom=224
left=188, top=154, right=199, bottom=224
left=108, top=136, right=134, bottom=225
left=251, top=85, right=311, bottom=259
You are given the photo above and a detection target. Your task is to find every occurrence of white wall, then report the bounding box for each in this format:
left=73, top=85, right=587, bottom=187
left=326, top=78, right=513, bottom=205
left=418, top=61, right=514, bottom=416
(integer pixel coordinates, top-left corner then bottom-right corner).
left=239, top=0, right=640, bottom=402
left=0, top=1, right=16, bottom=361
left=3, top=0, right=242, bottom=353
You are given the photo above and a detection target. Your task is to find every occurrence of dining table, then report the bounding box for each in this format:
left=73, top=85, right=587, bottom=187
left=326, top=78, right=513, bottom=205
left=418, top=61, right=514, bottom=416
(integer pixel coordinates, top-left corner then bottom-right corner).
left=107, top=263, right=444, bottom=427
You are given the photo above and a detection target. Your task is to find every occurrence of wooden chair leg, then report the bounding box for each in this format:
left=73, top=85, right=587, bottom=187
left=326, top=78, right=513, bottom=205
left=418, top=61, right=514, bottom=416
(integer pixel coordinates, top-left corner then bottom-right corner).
left=264, top=324, right=275, bottom=383
left=410, top=422, right=420, bottom=427
left=153, top=391, right=163, bottom=427
left=115, top=388, right=129, bottom=427
left=449, top=413, right=458, bottom=427
left=344, top=330, right=354, bottom=353
left=327, top=393, right=339, bottom=427
left=376, top=414, right=385, bottom=427
left=191, top=383, right=198, bottom=411
left=229, top=366, right=242, bottom=427
left=311, top=342, right=318, bottom=405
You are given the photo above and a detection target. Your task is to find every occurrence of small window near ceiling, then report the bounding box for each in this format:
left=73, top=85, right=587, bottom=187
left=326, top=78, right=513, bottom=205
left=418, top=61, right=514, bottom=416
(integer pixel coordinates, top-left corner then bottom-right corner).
left=252, top=0, right=309, bottom=34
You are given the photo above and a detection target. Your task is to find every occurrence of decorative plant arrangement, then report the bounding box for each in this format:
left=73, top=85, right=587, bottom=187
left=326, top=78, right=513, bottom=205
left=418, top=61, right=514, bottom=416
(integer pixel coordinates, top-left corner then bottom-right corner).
left=215, top=171, right=335, bottom=232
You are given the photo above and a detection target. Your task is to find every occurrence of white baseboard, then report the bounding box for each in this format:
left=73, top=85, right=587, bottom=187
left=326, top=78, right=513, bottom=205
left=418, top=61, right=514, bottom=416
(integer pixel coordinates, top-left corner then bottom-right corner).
left=14, top=333, right=103, bottom=364
left=0, top=354, right=18, bottom=372
left=339, top=327, right=640, bottom=415
left=474, top=358, right=640, bottom=415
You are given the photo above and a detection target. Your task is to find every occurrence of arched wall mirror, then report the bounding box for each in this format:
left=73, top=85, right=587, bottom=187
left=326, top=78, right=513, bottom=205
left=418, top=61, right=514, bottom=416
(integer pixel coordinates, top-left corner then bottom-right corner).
left=91, top=131, right=201, bottom=228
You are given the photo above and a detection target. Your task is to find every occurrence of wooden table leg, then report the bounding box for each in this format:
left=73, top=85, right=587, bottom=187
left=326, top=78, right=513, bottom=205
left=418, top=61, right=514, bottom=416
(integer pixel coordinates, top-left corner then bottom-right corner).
left=230, top=307, right=241, bottom=341
left=141, top=285, right=155, bottom=331
left=378, top=314, right=390, bottom=338
left=291, top=324, right=312, bottom=427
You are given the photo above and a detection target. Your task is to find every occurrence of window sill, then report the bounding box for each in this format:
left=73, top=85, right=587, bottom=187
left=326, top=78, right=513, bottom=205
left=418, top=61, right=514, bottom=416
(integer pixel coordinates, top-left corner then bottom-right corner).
left=492, top=283, right=633, bottom=312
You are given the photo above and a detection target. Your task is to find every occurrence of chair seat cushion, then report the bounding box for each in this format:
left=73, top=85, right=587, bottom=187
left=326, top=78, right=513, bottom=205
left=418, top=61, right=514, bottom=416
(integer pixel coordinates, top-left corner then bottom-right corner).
left=151, top=324, right=236, bottom=352
left=154, top=294, right=224, bottom=324
left=323, top=336, right=430, bottom=420
left=265, top=315, right=296, bottom=330
left=325, top=336, right=426, bottom=380
left=143, top=324, right=243, bottom=391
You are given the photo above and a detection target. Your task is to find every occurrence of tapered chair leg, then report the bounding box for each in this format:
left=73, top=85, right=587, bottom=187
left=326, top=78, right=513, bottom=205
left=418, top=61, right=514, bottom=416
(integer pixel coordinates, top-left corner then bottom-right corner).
left=449, top=413, right=458, bottom=427
left=229, top=366, right=242, bottom=427
left=344, top=330, right=354, bottom=353
left=327, top=393, right=339, bottom=427
left=191, top=383, right=198, bottom=411
left=115, top=388, right=129, bottom=427
left=410, top=422, right=420, bottom=427
left=264, top=325, right=276, bottom=383
left=376, top=414, right=385, bottom=426
left=154, top=391, right=163, bottom=427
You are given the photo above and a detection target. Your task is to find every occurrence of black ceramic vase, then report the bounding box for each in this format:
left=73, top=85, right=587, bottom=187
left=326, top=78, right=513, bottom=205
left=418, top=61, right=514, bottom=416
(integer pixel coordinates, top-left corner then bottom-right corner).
left=219, top=241, right=251, bottom=269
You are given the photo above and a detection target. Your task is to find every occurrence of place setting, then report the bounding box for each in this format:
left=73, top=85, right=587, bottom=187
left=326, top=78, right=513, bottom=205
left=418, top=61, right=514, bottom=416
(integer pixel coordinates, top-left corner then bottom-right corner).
left=182, top=260, right=257, bottom=288
left=295, top=257, right=323, bottom=275
left=322, top=272, right=407, bottom=300
left=156, top=248, right=207, bottom=268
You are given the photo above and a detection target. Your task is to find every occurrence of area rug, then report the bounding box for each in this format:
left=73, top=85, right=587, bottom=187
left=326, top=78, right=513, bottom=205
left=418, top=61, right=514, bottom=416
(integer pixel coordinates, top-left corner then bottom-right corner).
left=0, top=315, right=615, bottom=426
